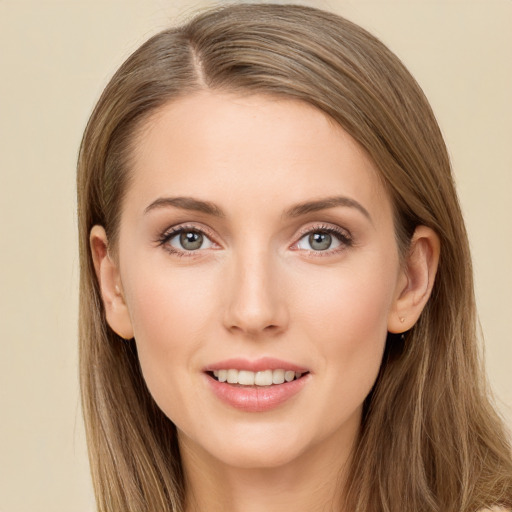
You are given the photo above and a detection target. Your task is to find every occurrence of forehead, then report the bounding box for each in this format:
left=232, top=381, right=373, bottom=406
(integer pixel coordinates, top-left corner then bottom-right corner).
left=124, top=90, right=391, bottom=221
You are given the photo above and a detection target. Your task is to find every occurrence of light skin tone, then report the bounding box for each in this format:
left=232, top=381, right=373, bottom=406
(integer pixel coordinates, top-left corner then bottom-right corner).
left=91, top=91, right=440, bottom=512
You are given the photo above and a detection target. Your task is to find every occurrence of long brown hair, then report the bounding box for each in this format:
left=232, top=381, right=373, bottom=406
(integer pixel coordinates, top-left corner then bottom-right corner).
left=77, top=4, right=512, bottom=511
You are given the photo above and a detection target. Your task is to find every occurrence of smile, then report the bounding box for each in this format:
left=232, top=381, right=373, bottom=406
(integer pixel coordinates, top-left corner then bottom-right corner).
left=210, top=369, right=308, bottom=386
left=204, top=359, right=311, bottom=412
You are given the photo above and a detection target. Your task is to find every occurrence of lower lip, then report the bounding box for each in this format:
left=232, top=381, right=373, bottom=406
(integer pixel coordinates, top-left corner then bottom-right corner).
left=205, top=373, right=310, bottom=412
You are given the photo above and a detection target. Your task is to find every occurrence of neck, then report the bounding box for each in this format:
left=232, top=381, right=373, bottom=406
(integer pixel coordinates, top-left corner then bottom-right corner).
left=180, top=427, right=356, bottom=512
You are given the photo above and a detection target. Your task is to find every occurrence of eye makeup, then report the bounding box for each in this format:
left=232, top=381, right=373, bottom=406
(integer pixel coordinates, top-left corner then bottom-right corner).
left=291, top=223, right=353, bottom=257
left=155, top=223, right=220, bottom=258
left=155, top=221, right=354, bottom=259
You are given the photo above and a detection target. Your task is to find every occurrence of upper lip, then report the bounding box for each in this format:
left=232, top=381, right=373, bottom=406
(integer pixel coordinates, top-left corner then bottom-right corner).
left=204, top=357, right=309, bottom=373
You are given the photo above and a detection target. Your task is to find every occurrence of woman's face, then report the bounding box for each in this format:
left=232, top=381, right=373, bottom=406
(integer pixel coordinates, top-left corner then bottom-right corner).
left=111, top=91, right=406, bottom=469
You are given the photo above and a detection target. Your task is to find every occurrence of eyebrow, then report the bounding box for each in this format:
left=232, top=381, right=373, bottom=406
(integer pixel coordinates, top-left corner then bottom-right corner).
left=144, top=196, right=225, bottom=217
left=144, top=195, right=371, bottom=222
left=284, top=196, right=372, bottom=222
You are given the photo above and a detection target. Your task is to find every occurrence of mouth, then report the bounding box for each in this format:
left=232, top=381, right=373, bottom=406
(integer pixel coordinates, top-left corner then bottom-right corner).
left=206, top=369, right=310, bottom=387
left=204, top=359, right=311, bottom=412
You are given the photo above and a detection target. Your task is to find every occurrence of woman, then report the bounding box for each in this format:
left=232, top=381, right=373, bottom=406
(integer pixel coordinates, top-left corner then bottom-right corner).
left=77, top=4, right=512, bottom=511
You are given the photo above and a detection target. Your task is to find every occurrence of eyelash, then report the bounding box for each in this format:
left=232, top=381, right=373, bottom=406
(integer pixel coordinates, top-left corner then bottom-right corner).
left=156, top=224, right=217, bottom=258
left=293, top=224, right=353, bottom=256
left=156, top=223, right=353, bottom=257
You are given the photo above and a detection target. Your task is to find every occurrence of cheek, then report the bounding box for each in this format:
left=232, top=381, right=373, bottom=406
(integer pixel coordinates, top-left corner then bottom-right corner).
left=293, top=257, right=397, bottom=390
left=297, top=260, right=396, bottom=340
left=121, top=263, right=218, bottom=394
left=126, top=258, right=216, bottom=331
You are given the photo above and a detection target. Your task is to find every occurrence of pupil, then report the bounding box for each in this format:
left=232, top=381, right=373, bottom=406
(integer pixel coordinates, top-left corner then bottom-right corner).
left=180, top=231, right=203, bottom=250
left=309, top=232, right=331, bottom=251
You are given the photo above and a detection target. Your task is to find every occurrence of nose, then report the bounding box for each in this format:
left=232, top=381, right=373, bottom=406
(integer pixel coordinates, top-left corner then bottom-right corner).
left=222, top=248, right=289, bottom=337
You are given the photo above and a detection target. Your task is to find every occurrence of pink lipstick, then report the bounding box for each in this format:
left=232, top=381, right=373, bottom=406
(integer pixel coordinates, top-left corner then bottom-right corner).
left=203, top=357, right=310, bottom=412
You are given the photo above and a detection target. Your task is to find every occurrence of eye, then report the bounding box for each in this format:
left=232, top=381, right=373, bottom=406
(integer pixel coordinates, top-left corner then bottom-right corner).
left=294, top=227, right=351, bottom=252
left=296, top=231, right=340, bottom=251
left=165, top=228, right=214, bottom=252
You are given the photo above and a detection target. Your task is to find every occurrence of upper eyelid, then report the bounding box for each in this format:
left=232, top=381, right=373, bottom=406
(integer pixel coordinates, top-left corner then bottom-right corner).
left=161, top=223, right=216, bottom=239
left=156, top=224, right=219, bottom=251
left=294, top=222, right=351, bottom=239
left=291, top=223, right=353, bottom=252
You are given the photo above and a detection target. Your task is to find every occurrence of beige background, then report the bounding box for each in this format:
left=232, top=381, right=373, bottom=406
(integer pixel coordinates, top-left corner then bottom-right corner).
left=0, top=1, right=510, bottom=511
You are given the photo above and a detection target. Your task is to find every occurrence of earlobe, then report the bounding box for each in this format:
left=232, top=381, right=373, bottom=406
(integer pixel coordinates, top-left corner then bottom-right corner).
left=89, top=225, right=134, bottom=340
left=388, top=225, right=440, bottom=333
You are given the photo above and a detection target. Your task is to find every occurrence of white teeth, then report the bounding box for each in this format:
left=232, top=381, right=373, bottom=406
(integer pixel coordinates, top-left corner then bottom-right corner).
left=227, top=369, right=238, bottom=384
left=254, top=369, right=273, bottom=386
left=212, top=368, right=306, bottom=386
left=285, top=370, right=295, bottom=382
left=238, top=370, right=255, bottom=385
left=272, top=369, right=285, bottom=384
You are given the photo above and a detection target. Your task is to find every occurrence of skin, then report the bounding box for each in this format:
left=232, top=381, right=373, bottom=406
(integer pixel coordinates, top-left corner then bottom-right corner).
left=91, top=91, right=439, bottom=512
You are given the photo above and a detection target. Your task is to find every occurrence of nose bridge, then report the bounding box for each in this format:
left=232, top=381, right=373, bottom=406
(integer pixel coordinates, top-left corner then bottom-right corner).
left=223, top=241, right=287, bottom=336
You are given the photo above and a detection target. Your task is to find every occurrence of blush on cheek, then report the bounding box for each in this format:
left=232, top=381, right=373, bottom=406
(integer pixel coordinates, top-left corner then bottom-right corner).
left=126, top=269, right=211, bottom=383
left=303, top=272, right=391, bottom=381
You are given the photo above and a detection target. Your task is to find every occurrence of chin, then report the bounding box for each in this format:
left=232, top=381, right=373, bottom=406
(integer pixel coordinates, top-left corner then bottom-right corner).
left=181, top=421, right=312, bottom=470
left=212, top=441, right=307, bottom=470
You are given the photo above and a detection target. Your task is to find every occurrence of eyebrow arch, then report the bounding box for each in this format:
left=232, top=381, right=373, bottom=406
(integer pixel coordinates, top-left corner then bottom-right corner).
left=144, top=196, right=225, bottom=217
left=284, top=196, right=372, bottom=221
left=144, top=195, right=371, bottom=222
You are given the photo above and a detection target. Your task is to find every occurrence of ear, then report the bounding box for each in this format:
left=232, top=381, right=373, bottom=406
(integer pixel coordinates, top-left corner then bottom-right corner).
left=89, top=225, right=134, bottom=339
left=388, top=225, right=440, bottom=333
